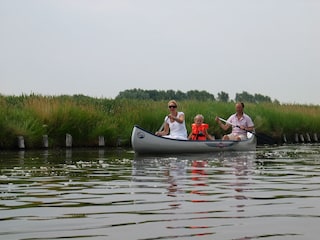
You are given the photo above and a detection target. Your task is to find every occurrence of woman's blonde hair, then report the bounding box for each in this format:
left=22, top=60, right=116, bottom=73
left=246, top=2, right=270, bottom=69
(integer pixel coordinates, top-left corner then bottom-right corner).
left=168, top=100, right=178, bottom=107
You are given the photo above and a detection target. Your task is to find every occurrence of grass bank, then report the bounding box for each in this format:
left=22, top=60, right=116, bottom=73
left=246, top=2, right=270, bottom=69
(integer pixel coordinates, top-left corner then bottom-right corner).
left=1, top=94, right=319, bottom=149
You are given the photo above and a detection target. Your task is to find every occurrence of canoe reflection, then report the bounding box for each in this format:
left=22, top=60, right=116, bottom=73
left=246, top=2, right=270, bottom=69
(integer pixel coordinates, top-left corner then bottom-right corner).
left=165, top=161, right=186, bottom=198
left=219, top=152, right=256, bottom=215
left=132, top=151, right=256, bottom=205
left=190, top=160, right=209, bottom=202
left=132, top=152, right=256, bottom=238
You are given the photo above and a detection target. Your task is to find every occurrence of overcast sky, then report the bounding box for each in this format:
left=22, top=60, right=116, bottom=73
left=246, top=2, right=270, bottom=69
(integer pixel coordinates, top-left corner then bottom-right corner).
left=1, top=0, right=319, bottom=104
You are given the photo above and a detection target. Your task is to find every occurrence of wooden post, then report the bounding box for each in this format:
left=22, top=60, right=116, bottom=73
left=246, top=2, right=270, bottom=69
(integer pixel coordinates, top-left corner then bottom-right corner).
left=18, top=136, right=25, bottom=149
left=283, top=134, right=287, bottom=143
left=66, top=134, right=72, bottom=147
left=294, top=133, right=299, bottom=143
left=313, top=133, right=318, bottom=142
left=299, top=134, right=305, bottom=143
left=305, top=133, right=311, bottom=142
left=117, top=137, right=122, bottom=147
left=98, top=136, right=105, bottom=147
left=43, top=135, right=49, bottom=148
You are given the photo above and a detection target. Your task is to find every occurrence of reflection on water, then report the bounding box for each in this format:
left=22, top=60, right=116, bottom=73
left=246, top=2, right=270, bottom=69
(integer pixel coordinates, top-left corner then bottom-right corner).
left=1, top=146, right=320, bottom=239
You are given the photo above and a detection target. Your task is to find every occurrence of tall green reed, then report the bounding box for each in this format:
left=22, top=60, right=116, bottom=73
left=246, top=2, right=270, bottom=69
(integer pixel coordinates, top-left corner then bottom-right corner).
left=1, top=94, right=320, bottom=149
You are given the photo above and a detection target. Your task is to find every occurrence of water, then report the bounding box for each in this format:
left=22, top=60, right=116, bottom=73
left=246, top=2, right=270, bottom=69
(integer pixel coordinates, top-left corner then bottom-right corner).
left=1, top=145, right=320, bottom=240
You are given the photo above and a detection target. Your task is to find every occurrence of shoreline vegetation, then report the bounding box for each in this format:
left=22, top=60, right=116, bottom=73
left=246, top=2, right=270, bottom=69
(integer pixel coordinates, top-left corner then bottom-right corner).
left=1, top=94, right=320, bottom=149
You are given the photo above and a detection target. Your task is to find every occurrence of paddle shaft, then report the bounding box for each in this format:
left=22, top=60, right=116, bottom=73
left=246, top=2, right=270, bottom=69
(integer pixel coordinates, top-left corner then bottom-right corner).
left=158, top=116, right=170, bottom=132
left=158, top=122, right=165, bottom=132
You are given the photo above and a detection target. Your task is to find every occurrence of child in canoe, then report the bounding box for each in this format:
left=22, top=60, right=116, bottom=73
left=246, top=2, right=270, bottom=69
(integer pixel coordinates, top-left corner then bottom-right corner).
left=188, top=114, right=214, bottom=140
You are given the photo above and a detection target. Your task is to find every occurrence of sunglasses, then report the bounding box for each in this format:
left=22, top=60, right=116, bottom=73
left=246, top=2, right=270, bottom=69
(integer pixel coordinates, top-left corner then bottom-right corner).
left=168, top=105, right=177, bottom=108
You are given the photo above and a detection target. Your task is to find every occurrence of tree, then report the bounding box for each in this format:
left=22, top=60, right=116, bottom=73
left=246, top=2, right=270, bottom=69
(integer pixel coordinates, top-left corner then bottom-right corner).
left=235, top=91, right=255, bottom=103
left=235, top=91, right=274, bottom=103
left=217, top=91, right=229, bottom=102
left=254, top=93, right=272, bottom=103
left=115, top=89, right=275, bottom=103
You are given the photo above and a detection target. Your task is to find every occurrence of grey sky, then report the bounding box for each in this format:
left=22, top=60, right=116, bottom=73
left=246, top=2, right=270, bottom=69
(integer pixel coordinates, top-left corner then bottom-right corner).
left=1, top=0, right=319, bottom=104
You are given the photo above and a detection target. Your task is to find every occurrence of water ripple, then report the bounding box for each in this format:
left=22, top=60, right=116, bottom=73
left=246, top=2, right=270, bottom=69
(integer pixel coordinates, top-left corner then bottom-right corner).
left=1, top=147, right=320, bottom=239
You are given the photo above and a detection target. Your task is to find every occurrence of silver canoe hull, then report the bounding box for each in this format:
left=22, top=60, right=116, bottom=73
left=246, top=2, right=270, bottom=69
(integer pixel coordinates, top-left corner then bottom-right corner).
left=131, top=125, right=257, bottom=154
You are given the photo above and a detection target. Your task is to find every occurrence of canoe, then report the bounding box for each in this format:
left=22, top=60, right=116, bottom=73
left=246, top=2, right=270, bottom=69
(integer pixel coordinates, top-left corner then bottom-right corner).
left=131, top=125, right=257, bottom=154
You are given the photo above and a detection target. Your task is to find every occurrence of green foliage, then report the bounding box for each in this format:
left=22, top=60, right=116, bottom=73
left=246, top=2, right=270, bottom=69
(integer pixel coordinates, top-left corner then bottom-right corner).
left=0, top=104, right=45, bottom=148
left=116, top=89, right=276, bottom=103
left=236, top=91, right=275, bottom=104
left=217, top=91, right=229, bottom=102
left=0, top=94, right=320, bottom=149
left=116, top=88, right=216, bottom=101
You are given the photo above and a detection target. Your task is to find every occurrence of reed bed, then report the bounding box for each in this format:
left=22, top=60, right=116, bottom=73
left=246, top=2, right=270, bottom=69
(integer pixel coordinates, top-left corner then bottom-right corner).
left=0, top=94, right=320, bottom=149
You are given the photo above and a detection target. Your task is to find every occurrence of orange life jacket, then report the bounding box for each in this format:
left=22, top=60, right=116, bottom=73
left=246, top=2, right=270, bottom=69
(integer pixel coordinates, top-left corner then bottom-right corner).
left=191, top=123, right=208, bottom=140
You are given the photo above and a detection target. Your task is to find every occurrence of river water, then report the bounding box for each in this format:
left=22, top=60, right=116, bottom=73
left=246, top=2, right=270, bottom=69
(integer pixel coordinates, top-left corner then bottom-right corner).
left=1, top=145, right=320, bottom=240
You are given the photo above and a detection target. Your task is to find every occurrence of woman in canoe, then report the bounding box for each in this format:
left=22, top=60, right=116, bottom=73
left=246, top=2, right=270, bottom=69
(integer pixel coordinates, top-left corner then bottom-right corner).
left=155, top=100, right=188, bottom=140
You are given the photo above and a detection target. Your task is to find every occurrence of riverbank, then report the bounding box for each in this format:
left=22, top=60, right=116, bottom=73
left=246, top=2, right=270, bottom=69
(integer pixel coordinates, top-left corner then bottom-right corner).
left=1, top=94, right=319, bottom=149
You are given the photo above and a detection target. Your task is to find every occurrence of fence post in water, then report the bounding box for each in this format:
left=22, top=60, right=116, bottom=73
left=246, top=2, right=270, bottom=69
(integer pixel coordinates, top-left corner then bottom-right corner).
left=42, top=135, right=49, bottom=148
left=283, top=134, right=287, bottom=143
left=117, top=137, right=122, bottom=147
left=294, top=133, right=299, bottom=143
left=313, top=133, right=318, bottom=142
left=98, top=136, right=105, bottom=147
left=66, top=134, right=72, bottom=147
left=18, top=136, right=25, bottom=149
left=299, top=134, right=305, bottom=143
left=305, top=133, right=311, bottom=143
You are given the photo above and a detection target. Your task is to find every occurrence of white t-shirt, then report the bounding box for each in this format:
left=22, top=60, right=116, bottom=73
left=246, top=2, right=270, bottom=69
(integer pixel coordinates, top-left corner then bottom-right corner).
left=163, top=112, right=188, bottom=140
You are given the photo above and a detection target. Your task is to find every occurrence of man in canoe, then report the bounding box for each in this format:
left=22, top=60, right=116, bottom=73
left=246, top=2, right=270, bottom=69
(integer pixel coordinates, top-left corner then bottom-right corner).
left=155, top=100, right=188, bottom=140
left=215, top=102, right=254, bottom=141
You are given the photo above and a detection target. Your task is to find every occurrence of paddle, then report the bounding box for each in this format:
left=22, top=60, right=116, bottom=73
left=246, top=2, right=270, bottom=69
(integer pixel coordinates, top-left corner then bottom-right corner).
left=218, top=117, right=255, bottom=134
left=158, top=122, right=165, bottom=132
left=218, top=117, right=275, bottom=145
left=158, top=115, right=170, bottom=132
